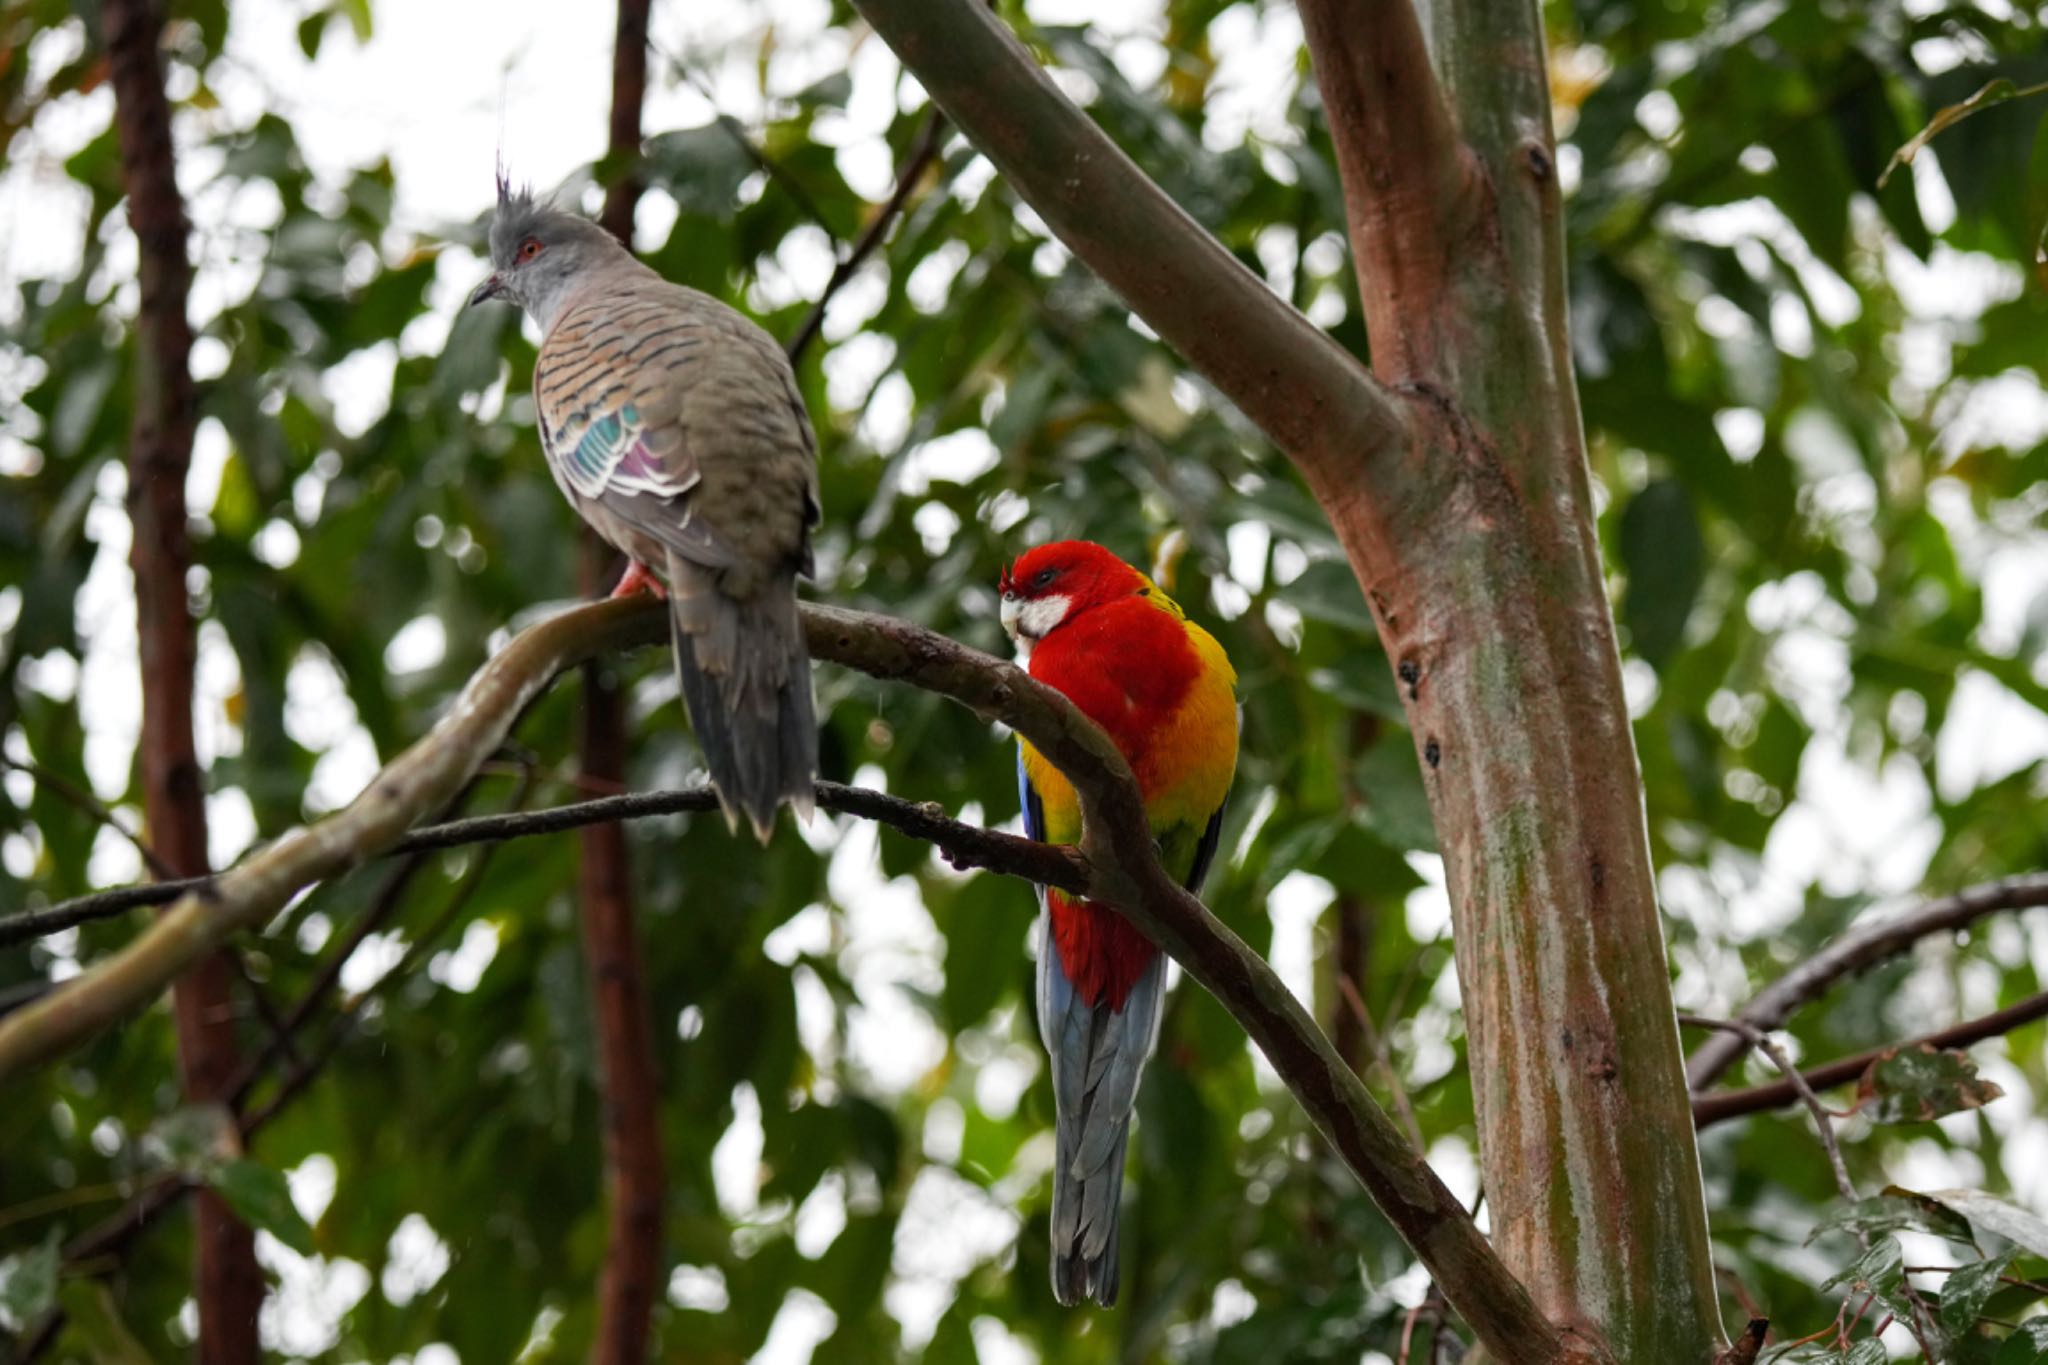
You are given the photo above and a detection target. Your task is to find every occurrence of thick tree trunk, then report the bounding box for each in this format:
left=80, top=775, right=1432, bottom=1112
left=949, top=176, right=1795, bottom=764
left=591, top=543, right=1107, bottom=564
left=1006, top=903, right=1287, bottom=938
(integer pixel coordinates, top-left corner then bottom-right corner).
left=103, top=0, right=264, bottom=1357
left=580, top=3, right=667, bottom=1359
left=1294, top=1, right=1723, bottom=1354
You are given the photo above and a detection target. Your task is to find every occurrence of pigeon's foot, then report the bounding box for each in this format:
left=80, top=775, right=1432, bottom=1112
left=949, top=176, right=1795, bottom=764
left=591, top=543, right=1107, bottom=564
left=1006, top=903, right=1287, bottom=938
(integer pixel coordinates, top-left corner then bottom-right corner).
left=609, top=560, right=669, bottom=600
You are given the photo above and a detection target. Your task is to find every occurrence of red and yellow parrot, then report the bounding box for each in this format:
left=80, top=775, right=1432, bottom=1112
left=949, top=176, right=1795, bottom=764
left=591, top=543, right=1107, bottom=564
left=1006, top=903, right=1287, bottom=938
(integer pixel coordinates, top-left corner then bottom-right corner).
left=999, top=539, right=1239, bottom=1306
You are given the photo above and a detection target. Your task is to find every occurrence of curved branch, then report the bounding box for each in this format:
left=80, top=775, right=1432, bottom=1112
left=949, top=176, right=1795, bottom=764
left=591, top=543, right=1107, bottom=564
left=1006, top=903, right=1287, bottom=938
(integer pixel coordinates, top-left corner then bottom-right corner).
left=1692, top=989, right=2048, bottom=1129
left=843, top=0, right=1413, bottom=483
left=1687, top=873, right=2048, bottom=1090
left=0, top=598, right=663, bottom=1080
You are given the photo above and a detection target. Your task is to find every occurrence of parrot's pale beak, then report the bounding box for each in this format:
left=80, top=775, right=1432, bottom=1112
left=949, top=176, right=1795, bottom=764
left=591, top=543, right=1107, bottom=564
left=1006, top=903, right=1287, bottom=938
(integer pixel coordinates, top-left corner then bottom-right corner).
left=468, top=274, right=504, bottom=307
left=999, top=594, right=1022, bottom=640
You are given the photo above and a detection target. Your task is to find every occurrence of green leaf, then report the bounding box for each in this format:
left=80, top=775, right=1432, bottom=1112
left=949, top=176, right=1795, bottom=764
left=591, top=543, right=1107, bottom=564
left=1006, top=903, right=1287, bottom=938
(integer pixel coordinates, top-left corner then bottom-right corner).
left=209, top=1158, right=316, bottom=1255
left=645, top=124, right=757, bottom=218
left=147, top=1103, right=239, bottom=1175
left=1926, top=1190, right=2048, bottom=1261
left=1619, top=479, right=1706, bottom=668
left=1810, top=1191, right=1980, bottom=1248
left=1853, top=1045, right=2005, bottom=1124
left=792, top=71, right=853, bottom=110
left=1822, top=1235, right=1905, bottom=1298
left=1351, top=734, right=1438, bottom=854
left=1943, top=1253, right=2018, bottom=1336
left=1994, top=1318, right=2048, bottom=1365
left=0, top=1228, right=61, bottom=1331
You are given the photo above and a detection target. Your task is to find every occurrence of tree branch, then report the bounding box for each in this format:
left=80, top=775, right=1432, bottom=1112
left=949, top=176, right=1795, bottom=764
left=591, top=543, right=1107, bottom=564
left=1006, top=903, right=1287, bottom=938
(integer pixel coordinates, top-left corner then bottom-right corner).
left=0, top=752, right=175, bottom=882
left=1686, top=873, right=2048, bottom=1090
left=1692, top=989, right=2048, bottom=1128
left=0, top=595, right=1575, bottom=1365
left=1294, top=0, right=1477, bottom=381
left=102, top=0, right=262, bottom=1350
left=1682, top=1016, right=1858, bottom=1202
left=598, top=0, right=650, bottom=247
left=843, top=0, right=1414, bottom=484
left=0, top=597, right=663, bottom=1080
left=0, top=780, right=1084, bottom=949
left=786, top=108, right=947, bottom=363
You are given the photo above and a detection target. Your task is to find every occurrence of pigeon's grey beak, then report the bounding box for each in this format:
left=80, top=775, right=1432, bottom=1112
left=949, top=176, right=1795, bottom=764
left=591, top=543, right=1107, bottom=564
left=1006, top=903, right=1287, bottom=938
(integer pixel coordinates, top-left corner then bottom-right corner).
left=468, top=274, right=504, bottom=307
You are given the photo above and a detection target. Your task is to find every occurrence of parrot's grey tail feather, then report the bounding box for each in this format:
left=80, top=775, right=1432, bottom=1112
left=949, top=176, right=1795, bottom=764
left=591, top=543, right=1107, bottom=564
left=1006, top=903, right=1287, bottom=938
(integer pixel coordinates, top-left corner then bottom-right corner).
left=1049, top=1126, right=1127, bottom=1306
left=667, top=554, right=817, bottom=844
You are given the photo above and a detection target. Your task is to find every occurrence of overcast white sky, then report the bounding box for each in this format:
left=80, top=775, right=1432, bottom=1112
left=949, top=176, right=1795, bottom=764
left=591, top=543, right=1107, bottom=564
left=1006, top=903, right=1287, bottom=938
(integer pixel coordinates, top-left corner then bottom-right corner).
left=4, top=1, right=2048, bottom=1360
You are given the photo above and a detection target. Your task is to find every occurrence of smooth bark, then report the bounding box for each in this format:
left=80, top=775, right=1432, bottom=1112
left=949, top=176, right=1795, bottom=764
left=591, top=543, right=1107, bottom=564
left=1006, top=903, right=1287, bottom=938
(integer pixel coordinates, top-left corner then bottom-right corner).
left=581, top=4, right=667, bottom=1359
left=103, top=0, right=263, bottom=1354
left=1302, top=0, right=1724, bottom=1355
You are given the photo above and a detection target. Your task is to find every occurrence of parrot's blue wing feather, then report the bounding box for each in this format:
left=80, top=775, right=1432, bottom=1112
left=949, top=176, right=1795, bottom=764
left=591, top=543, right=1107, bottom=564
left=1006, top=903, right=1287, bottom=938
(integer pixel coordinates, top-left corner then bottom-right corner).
left=1017, top=750, right=1046, bottom=845
left=1185, top=799, right=1227, bottom=896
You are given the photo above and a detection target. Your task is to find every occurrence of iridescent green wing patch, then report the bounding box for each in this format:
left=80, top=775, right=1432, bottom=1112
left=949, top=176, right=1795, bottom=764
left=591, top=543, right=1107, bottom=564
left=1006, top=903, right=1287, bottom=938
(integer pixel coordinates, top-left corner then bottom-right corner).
left=557, top=402, right=642, bottom=499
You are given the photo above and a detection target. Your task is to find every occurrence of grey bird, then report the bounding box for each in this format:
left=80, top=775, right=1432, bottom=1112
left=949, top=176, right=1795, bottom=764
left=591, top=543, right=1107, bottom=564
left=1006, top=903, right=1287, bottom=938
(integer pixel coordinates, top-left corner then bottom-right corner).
left=469, top=177, right=820, bottom=841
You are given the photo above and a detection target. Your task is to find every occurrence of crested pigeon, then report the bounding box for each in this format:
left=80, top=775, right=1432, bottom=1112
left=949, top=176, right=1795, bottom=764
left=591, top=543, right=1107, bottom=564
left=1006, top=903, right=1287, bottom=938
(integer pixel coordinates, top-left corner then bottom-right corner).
left=469, top=178, right=820, bottom=842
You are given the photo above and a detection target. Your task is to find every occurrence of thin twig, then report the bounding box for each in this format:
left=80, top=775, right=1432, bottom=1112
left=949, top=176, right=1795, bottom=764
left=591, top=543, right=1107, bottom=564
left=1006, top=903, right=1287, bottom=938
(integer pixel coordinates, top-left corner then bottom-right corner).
left=227, top=950, right=302, bottom=1073
left=0, top=753, right=176, bottom=882
left=1682, top=1015, right=1857, bottom=1204
left=0, top=779, right=1083, bottom=947
left=786, top=108, right=948, bottom=362
left=0, top=1181, right=135, bottom=1233
left=243, top=819, right=510, bottom=1136
left=1693, top=989, right=2048, bottom=1127
left=1687, top=872, right=2048, bottom=1089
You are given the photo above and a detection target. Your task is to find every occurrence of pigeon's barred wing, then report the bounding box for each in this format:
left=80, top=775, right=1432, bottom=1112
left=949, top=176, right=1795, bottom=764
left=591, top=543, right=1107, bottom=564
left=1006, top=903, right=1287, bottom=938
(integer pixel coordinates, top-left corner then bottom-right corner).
left=536, top=294, right=704, bottom=503
left=553, top=401, right=696, bottom=501
left=535, top=280, right=818, bottom=586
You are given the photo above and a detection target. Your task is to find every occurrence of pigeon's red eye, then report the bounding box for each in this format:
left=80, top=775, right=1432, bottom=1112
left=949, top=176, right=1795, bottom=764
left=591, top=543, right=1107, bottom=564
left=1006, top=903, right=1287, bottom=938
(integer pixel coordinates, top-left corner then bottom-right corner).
left=518, top=238, right=544, bottom=262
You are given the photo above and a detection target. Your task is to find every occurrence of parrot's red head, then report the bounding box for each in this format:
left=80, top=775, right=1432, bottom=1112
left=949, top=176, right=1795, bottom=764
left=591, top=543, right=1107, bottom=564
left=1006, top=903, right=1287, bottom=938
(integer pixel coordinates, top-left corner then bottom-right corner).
left=999, top=540, right=1150, bottom=644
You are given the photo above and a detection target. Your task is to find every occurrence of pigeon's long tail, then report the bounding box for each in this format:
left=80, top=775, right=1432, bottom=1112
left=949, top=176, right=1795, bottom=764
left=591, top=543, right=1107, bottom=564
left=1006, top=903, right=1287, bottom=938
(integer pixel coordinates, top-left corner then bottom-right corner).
left=666, top=552, right=817, bottom=843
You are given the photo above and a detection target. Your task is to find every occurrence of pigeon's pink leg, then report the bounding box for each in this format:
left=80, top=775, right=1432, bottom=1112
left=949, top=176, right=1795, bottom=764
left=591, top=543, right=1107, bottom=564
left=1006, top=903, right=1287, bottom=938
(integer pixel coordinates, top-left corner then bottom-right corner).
left=609, top=560, right=669, bottom=600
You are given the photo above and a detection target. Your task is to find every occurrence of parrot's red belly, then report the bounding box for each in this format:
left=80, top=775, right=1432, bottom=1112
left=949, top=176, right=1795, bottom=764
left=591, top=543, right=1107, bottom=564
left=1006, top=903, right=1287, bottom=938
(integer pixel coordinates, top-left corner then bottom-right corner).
left=1030, top=594, right=1208, bottom=1010
left=1047, top=891, right=1156, bottom=1010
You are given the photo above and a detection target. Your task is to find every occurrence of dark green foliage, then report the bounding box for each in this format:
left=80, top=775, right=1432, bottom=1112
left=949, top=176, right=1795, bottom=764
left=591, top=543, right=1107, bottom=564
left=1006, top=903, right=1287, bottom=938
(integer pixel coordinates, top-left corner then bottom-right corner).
left=2, top=0, right=2047, bottom=1359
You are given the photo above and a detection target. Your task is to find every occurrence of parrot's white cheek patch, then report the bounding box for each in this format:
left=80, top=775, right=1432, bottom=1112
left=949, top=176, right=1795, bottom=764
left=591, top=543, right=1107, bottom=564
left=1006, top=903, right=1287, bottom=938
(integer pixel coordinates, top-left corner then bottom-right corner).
left=1017, top=595, right=1072, bottom=642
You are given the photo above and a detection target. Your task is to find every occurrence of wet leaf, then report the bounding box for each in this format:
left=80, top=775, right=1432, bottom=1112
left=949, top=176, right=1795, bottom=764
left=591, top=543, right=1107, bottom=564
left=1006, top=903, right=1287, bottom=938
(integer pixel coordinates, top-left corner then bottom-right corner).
left=1852, top=1044, right=2005, bottom=1124
left=1942, top=1252, right=2017, bottom=1336
left=1925, top=1190, right=2048, bottom=1260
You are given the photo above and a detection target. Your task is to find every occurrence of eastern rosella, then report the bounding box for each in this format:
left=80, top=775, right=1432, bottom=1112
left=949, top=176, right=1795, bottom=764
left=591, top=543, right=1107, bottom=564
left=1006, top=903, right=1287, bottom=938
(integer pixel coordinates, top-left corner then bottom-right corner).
left=999, top=540, right=1239, bottom=1306
left=470, top=179, right=820, bottom=842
